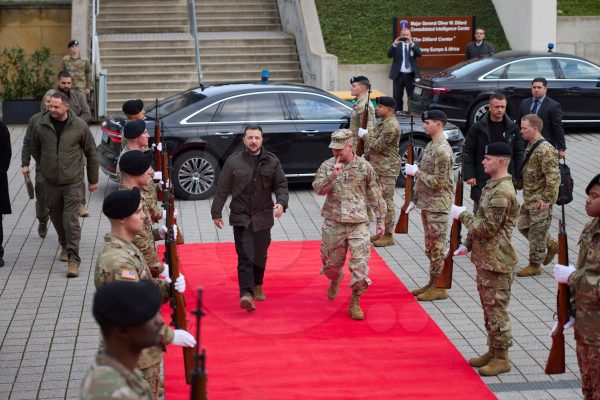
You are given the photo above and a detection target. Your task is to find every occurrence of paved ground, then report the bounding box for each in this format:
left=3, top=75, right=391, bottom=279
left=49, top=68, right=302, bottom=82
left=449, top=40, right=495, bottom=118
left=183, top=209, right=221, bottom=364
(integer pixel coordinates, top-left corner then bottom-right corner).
left=1, top=124, right=598, bottom=399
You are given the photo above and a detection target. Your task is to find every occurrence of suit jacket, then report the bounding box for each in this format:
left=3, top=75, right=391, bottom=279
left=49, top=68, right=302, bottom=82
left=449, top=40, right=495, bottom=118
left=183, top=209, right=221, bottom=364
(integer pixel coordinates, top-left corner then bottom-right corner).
left=517, top=96, right=566, bottom=151
left=387, top=42, right=422, bottom=80
left=0, top=121, right=11, bottom=214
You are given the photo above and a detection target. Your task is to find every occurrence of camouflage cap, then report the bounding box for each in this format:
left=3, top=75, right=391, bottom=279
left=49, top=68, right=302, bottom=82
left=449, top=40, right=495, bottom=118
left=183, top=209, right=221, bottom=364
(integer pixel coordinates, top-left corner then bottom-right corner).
left=93, top=280, right=161, bottom=326
left=102, top=188, right=141, bottom=219
left=585, top=173, right=600, bottom=195
left=123, top=120, right=146, bottom=139
left=329, top=129, right=353, bottom=149
left=119, top=150, right=153, bottom=176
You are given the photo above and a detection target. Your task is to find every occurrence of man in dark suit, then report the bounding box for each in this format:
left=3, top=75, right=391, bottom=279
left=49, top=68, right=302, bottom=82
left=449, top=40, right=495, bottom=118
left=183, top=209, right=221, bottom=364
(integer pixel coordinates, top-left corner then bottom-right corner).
left=517, top=77, right=566, bottom=158
left=387, top=28, right=422, bottom=112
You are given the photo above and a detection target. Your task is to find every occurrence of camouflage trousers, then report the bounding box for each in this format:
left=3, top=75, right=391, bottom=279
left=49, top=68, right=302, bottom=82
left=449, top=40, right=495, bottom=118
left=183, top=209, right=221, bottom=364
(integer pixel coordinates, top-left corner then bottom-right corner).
left=320, top=219, right=372, bottom=295
left=46, top=180, right=83, bottom=262
left=476, top=267, right=514, bottom=349
left=34, top=168, right=49, bottom=222
left=420, top=210, right=449, bottom=278
left=575, top=338, right=600, bottom=400
left=140, top=362, right=161, bottom=400
left=517, top=205, right=553, bottom=265
left=379, top=176, right=397, bottom=234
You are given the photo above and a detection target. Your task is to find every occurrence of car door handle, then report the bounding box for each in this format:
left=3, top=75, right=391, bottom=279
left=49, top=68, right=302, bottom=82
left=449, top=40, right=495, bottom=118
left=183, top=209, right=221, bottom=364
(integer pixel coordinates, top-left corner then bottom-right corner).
left=301, top=130, right=320, bottom=135
left=567, top=87, right=582, bottom=91
left=215, top=132, right=235, bottom=137
left=504, top=87, right=517, bottom=93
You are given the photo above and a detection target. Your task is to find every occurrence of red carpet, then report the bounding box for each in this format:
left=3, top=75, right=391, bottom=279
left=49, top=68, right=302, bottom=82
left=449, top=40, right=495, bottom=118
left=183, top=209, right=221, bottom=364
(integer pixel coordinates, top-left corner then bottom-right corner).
left=159, top=241, right=496, bottom=399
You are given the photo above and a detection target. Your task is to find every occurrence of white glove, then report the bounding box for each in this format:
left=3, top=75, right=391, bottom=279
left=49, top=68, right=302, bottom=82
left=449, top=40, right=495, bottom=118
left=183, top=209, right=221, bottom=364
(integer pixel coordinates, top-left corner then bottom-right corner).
left=158, top=225, right=168, bottom=239
left=553, top=263, right=575, bottom=284
left=406, top=201, right=415, bottom=213
left=174, top=274, right=186, bottom=293
left=550, top=316, right=575, bottom=336
left=358, top=128, right=368, bottom=138
left=405, top=163, right=419, bottom=176
left=152, top=142, right=163, bottom=152
left=451, top=205, right=466, bottom=220
left=153, top=171, right=162, bottom=181
left=159, top=264, right=171, bottom=283
left=161, top=208, right=178, bottom=221
left=453, top=244, right=469, bottom=256
left=172, top=329, right=196, bottom=347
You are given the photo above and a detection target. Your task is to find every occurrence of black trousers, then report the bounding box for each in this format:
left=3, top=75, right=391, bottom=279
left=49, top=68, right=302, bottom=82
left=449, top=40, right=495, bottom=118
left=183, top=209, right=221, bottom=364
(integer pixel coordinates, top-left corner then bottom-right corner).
left=233, top=225, right=271, bottom=297
left=0, top=215, right=4, bottom=258
left=392, top=72, right=416, bottom=111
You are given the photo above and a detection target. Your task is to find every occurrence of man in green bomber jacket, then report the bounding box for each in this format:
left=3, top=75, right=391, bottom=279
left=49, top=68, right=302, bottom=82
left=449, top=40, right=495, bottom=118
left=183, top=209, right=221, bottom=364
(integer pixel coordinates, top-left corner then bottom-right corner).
left=30, top=91, right=99, bottom=278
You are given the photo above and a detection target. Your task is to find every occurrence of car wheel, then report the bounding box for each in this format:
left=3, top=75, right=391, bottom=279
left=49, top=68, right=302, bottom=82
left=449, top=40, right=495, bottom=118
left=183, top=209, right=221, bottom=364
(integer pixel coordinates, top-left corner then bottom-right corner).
left=397, top=138, right=427, bottom=187
left=172, top=150, right=220, bottom=200
left=469, top=100, right=489, bottom=127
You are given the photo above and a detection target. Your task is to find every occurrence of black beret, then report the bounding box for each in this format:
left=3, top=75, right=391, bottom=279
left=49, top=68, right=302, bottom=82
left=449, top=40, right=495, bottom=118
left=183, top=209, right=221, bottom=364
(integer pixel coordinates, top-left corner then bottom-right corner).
left=586, top=174, right=600, bottom=195
left=102, top=188, right=141, bottom=219
left=123, top=120, right=147, bottom=139
left=350, top=75, right=370, bottom=85
left=485, top=142, right=513, bottom=157
left=119, top=150, right=153, bottom=176
left=422, top=109, right=448, bottom=122
left=122, top=99, right=144, bottom=116
left=93, top=280, right=161, bottom=326
left=376, top=96, right=396, bottom=109
left=68, top=39, right=79, bottom=48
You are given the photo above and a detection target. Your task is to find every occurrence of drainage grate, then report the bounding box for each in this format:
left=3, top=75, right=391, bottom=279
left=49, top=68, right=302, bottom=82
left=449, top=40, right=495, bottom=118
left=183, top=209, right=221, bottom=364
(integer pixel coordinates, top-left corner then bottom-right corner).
left=488, top=379, right=581, bottom=392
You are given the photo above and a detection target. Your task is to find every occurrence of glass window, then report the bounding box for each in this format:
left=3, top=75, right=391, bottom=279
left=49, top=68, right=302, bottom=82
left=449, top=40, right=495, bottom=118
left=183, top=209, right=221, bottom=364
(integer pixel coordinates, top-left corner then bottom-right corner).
left=214, top=93, right=285, bottom=122
left=504, top=59, right=556, bottom=80
left=186, top=104, right=218, bottom=123
left=147, top=91, right=206, bottom=119
left=557, top=58, right=600, bottom=79
left=287, top=93, right=349, bottom=120
left=444, top=57, right=498, bottom=78
left=483, top=65, right=506, bottom=79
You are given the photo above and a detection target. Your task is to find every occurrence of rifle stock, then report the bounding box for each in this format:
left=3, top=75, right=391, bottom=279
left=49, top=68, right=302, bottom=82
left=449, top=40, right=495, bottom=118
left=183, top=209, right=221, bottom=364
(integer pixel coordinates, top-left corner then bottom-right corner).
left=161, top=150, right=185, bottom=244
left=154, top=99, right=164, bottom=202
left=545, top=204, right=571, bottom=374
left=355, top=86, right=371, bottom=157
left=395, top=114, right=415, bottom=234
left=190, top=288, right=208, bottom=400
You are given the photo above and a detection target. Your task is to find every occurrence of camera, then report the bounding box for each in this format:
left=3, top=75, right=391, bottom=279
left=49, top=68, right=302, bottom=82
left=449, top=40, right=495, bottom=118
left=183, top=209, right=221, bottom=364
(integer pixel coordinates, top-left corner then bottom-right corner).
left=399, top=37, right=408, bottom=42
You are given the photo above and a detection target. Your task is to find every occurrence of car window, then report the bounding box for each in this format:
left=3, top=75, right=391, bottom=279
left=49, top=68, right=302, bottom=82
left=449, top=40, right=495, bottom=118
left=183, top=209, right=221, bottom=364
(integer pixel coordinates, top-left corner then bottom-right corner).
left=443, top=58, right=497, bottom=78
left=186, top=104, right=218, bottom=123
left=504, top=59, right=556, bottom=79
left=286, top=93, right=349, bottom=120
left=214, top=93, right=285, bottom=122
left=483, top=65, right=506, bottom=79
left=557, top=59, right=600, bottom=79
left=147, top=91, right=206, bottom=119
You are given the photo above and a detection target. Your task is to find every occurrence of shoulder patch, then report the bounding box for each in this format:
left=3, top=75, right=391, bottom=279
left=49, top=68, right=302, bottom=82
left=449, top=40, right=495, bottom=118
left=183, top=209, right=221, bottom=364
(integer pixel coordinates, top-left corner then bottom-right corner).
left=489, top=197, right=509, bottom=208
left=120, top=270, right=139, bottom=281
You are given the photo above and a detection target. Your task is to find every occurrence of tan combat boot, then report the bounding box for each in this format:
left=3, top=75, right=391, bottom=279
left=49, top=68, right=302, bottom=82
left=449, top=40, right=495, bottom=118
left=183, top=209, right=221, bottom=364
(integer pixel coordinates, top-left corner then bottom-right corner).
left=78, top=203, right=89, bottom=217
left=240, top=293, right=256, bottom=312
left=253, top=285, right=266, bottom=301
left=66, top=260, right=80, bottom=278
left=516, top=263, right=541, bottom=277
left=59, top=247, right=69, bottom=262
left=411, top=275, right=434, bottom=296
left=369, top=234, right=380, bottom=243
left=543, top=239, right=559, bottom=265
left=327, top=272, right=344, bottom=300
left=416, top=287, right=448, bottom=302
left=348, top=292, right=364, bottom=320
left=468, top=348, right=494, bottom=367
left=372, top=234, right=394, bottom=247
left=479, top=349, right=511, bottom=376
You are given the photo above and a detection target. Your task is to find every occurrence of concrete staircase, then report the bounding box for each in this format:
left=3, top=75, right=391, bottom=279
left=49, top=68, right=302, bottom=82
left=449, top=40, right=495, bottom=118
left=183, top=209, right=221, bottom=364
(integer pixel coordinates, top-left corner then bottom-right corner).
left=97, top=0, right=303, bottom=115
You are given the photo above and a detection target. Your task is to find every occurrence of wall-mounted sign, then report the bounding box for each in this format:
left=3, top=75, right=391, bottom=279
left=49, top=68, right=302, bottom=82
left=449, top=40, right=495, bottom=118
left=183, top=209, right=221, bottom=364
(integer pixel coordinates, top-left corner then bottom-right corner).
left=394, top=16, right=475, bottom=69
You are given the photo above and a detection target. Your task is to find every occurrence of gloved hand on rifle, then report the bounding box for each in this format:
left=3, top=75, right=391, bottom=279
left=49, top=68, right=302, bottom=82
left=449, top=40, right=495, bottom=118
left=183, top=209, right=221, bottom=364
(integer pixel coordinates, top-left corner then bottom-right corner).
left=550, top=316, right=575, bottom=336
left=451, top=205, right=467, bottom=220
left=158, top=224, right=178, bottom=240
left=404, top=163, right=419, bottom=177
left=172, top=329, right=196, bottom=347
left=161, top=208, right=179, bottom=222
left=358, top=128, right=368, bottom=138
left=553, top=263, right=576, bottom=284
left=453, top=244, right=469, bottom=256
left=159, top=264, right=171, bottom=283
left=153, top=171, right=162, bottom=181
left=174, top=274, right=186, bottom=293
left=152, top=142, right=163, bottom=152
left=405, top=201, right=415, bottom=213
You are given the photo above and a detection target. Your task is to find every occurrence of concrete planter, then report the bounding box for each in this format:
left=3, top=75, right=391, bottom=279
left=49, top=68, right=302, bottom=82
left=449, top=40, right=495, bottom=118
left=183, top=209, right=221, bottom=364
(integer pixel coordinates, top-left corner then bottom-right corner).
left=1, top=100, right=40, bottom=124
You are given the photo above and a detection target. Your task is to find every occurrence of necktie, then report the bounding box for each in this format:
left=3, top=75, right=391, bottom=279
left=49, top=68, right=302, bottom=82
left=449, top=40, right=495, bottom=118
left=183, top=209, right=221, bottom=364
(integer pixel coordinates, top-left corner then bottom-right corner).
left=531, top=99, right=540, bottom=114
left=403, top=44, right=410, bottom=70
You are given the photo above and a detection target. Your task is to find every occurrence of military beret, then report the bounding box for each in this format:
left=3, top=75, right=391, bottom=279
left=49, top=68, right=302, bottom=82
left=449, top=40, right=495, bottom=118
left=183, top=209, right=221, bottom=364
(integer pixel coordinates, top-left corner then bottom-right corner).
left=123, top=120, right=147, bottom=139
left=122, top=99, right=144, bottom=116
left=376, top=96, right=396, bottom=109
left=585, top=174, right=600, bottom=195
left=485, top=142, right=513, bottom=157
left=329, top=128, right=353, bottom=149
left=350, top=75, right=370, bottom=85
left=93, top=280, right=161, bottom=326
left=119, top=150, right=153, bottom=176
left=68, top=39, right=79, bottom=48
left=422, top=109, right=448, bottom=122
left=102, top=188, right=141, bottom=219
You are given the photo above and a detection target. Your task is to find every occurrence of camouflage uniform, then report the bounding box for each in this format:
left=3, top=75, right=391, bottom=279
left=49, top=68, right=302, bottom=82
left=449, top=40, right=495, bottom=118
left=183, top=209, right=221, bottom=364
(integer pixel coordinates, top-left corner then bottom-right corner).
left=94, top=234, right=173, bottom=400
left=313, top=155, right=386, bottom=294
left=349, top=94, right=375, bottom=151
left=364, top=114, right=401, bottom=234
left=81, top=353, right=152, bottom=400
left=516, top=137, right=560, bottom=264
left=569, top=217, right=600, bottom=399
left=120, top=182, right=164, bottom=277
left=413, top=138, right=454, bottom=279
left=59, top=55, right=92, bottom=93
left=461, top=176, right=519, bottom=349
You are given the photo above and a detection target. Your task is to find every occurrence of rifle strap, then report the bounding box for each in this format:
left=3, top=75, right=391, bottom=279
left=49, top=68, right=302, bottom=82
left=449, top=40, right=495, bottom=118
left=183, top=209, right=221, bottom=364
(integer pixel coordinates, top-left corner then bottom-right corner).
left=522, top=139, right=545, bottom=167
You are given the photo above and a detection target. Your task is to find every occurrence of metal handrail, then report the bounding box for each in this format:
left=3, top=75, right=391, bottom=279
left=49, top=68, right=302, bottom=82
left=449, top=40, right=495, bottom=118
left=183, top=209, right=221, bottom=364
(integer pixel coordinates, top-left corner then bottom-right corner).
left=187, top=0, right=203, bottom=86
left=91, top=0, right=107, bottom=118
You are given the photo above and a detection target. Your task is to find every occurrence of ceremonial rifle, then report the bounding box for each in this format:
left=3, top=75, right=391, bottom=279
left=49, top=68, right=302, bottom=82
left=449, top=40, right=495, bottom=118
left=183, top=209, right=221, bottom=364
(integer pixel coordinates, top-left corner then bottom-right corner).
left=154, top=99, right=164, bottom=202
left=545, top=202, right=571, bottom=374
left=162, top=151, right=194, bottom=384
left=160, top=143, right=185, bottom=244
left=395, top=113, right=415, bottom=234
left=190, top=288, right=208, bottom=400
left=437, top=152, right=464, bottom=289
left=355, top=84, right=371, bottom=157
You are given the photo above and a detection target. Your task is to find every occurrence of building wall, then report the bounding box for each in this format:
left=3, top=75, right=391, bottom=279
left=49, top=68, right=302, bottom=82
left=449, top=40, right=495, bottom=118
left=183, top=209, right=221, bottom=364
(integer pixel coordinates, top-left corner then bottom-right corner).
left=557, top=16, right=600, bottom=64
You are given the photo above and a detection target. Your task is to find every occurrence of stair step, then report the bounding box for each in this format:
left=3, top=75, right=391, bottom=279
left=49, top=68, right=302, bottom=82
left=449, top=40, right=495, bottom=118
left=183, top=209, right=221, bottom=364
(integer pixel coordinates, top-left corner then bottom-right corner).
left=198, top=24, right=281, bottom=32
left=97, top=25, right=189, bottom=34
left=103, top=64, right=196, bottom=73
left=102, top=55, right=195, bottom=64
left=97, top=17, right=189, bottom=26
left=100, top=40, right=195, bottom=49
left=201, top=61, right=300, bottom=72
left=101, top=46, right=197, bottom=56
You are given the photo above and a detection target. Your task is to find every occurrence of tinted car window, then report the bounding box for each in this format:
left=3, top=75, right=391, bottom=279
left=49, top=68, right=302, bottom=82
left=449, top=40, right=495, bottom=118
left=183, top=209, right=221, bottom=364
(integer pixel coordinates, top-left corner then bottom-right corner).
left=442, top=58, right=498, bottom=78
left=187, top=104, right=218, bottom=123
left=148, top=91, right=206, bottom=119
left=504, top=58, right=556, bottom=79
left=483, top=65, right=506, bottom=79
left=214, top=93, right=285, bottom=122
left=558, top=59, right=600, bottom=79
left=287, top=93, right=349, bottom=120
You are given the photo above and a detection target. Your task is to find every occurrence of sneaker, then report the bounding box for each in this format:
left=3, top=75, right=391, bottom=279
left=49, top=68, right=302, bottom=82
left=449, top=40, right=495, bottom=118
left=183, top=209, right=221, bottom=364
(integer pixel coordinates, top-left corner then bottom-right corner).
left=59, top=247, right=69, bottom=262
left=38, top=220, right=48, bottom=238
left=78, top=203, right=89, bottom=217
left=67, top=260, right=80, bottom=278
left=240, top=293, right=256, bottom=312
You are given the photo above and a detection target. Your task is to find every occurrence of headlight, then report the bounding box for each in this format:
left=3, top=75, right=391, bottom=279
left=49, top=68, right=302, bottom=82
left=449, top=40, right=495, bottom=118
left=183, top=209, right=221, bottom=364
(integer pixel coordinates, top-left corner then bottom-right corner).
left=443, top=128, right=460, bottom=141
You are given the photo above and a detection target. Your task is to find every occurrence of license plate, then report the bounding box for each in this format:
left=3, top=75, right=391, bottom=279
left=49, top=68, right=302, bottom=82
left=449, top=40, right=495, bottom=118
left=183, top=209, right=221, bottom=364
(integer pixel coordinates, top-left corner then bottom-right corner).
left=413, top=87, right=422, bottom=96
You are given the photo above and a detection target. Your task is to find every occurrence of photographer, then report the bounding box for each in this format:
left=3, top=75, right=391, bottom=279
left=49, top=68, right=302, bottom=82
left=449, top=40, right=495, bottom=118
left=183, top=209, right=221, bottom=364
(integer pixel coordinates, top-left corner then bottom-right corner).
left=387, top=28, right=422, bottom=113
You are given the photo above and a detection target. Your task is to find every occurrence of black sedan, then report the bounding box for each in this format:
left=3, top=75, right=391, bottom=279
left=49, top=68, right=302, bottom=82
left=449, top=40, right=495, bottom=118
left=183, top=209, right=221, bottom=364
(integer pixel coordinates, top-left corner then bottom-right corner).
left=410, top=51, right=600, bottom=129
left=98, top=82, right=464, bottom=200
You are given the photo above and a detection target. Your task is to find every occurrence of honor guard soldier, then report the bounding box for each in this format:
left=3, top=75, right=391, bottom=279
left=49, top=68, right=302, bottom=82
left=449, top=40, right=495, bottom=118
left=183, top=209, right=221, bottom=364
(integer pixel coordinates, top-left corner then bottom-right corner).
left=122, top=99, right=146, bottom=121
left=59, top=39, right=92, bottom=96
left=349, top=75, right=375, bottom=150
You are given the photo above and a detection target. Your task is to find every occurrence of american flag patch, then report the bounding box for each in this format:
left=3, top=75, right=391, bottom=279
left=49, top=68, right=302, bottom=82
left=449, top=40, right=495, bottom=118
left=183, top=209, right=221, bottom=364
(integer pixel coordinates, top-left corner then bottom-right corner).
left=120, top=270, right=138, bottom=280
